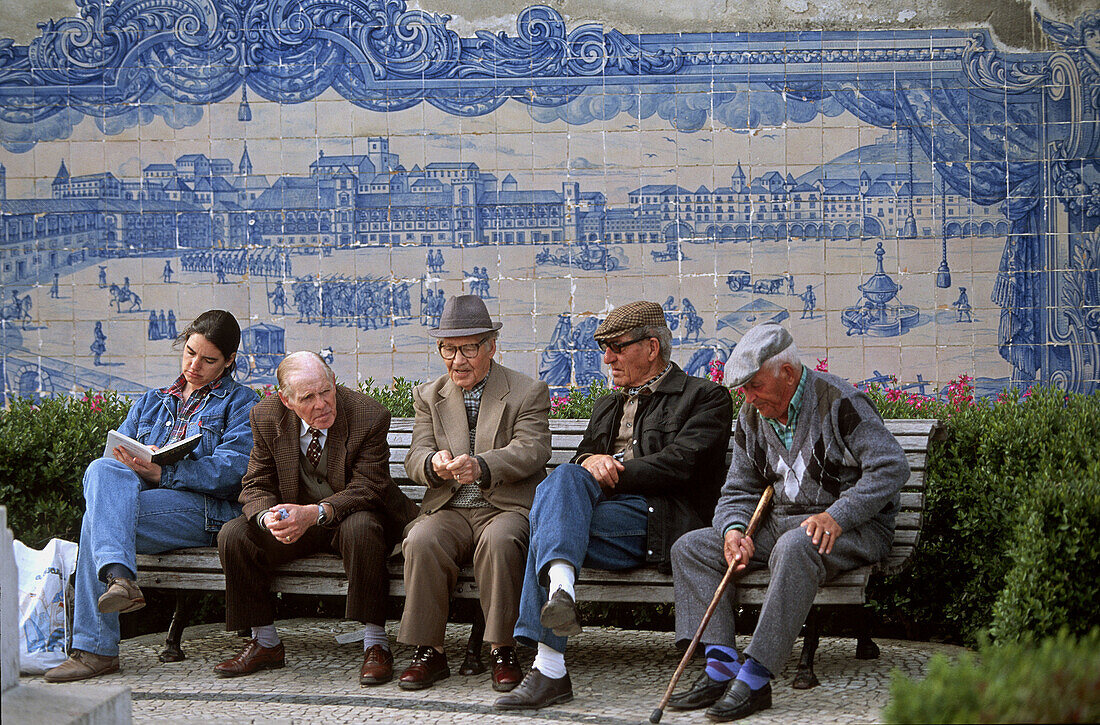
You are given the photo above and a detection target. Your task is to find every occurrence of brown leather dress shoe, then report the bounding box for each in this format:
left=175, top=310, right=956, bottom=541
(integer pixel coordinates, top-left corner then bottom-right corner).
left=97, top=576, right=145, bottom=614
left=43, top=650, right=120, bottom=683
left=359, top=644, right=394, bottom=686
left=398, top=646, right=450, bottom=690
left=490, top=646, right=523, bottom=692
left=213, top=639, right=285, bottom=678
left=494, top=668, right=573, bottom=710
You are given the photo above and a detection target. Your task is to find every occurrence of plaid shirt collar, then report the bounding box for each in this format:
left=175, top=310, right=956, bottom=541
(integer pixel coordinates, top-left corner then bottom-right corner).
left=461, top=364, right=491, bottom=426
left=161, top=371, right=226, bottom=401
left=621, top=362, right=673, bottom=398
left=159, top=372, right=227, bottom=443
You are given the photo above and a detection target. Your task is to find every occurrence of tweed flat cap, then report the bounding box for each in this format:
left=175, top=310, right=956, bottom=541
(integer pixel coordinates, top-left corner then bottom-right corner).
left=725, top=323, right=795, bottom=387
left=429, top=295, right=503, bottom=338
left=593, top=300, right=668, bottom=341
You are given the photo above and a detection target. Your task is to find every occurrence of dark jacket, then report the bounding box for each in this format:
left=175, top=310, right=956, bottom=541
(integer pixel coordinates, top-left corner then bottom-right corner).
left=572, top=364, right=733, bottom=570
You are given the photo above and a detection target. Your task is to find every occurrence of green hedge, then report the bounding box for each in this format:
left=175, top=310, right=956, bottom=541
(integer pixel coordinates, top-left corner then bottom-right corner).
left=883, top=628, right=1100, bottom=724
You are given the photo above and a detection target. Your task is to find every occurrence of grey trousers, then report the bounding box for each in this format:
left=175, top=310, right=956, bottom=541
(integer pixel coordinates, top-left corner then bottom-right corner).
left=671, top=514, right=890, bottom=677
left=399, top=506, right=529, bottom=647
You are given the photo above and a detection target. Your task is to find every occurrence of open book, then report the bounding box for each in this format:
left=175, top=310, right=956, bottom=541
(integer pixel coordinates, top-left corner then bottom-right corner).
left=103, top=430, right=202, bottom=466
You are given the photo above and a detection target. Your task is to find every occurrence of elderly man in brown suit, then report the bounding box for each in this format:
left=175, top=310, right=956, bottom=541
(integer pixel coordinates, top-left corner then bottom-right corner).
left=215, top=351, right=416, bottom=683
left=397, top=295, right=551, bottom=693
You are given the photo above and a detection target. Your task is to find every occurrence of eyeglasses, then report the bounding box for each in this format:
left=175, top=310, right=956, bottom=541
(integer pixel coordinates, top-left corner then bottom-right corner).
left=438, top=338, right=489, bottom=360
left=597, top=336, right=652, bottom=355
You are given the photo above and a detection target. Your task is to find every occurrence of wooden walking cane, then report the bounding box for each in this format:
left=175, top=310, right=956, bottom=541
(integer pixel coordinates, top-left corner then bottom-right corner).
left=649, top=485, right=774, bottom=724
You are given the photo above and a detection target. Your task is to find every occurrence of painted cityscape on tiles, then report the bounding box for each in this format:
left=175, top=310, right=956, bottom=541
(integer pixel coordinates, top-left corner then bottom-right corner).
left=0, top=1, right=1097, bottom=399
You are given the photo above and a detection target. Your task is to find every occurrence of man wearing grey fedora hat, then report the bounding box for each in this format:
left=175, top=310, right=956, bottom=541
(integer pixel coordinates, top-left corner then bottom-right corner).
left=667, top=323, right=909, bottom=721
left=398, top=295, right=552, bottom=693
left=495, top=300, right=733, bottom=711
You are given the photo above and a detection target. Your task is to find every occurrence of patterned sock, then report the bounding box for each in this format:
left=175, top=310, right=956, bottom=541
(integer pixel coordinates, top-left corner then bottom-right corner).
left=533, top=642, right=567, bottom=679
left=547, top=560, right=576, bottom=600
left=252, top=624, right=281, bottom=648
left=735, top=657, right=772, bottom=691
left=703, top=644, right=740, bottom=682
left=102, top=563, right=135, bottom=582
left=362, top=623, right=388, bottom=651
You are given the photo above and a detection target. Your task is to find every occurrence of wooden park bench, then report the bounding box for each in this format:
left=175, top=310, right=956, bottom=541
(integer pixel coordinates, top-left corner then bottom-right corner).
left=136, top=417, right=940, bottom=686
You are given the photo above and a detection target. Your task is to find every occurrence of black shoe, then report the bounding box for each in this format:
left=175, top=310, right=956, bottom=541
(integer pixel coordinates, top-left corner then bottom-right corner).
left=706, top=680, right=772, bottom=722
left=668, top=671, right=729, bottom=711
left=539, top=589, right=581, bottom=637
left=493, top=668, right=573, bottom=710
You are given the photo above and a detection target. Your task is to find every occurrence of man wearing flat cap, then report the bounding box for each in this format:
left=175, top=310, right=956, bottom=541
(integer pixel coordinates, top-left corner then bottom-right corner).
left=495, top=300, right=733, bottom=710
left=398, top=295, right=551, bottom=693
left=667, top=323, right=910, bottom=721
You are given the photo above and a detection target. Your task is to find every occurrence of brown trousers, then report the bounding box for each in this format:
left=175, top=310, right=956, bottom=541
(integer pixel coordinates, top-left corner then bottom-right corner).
left=398, top=507, right=529, bottom=647
left=218, top=509, right=397, bottom=630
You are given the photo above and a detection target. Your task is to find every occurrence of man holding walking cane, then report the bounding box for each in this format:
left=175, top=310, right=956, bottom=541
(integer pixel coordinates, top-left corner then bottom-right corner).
left=668, top=323, right=910, bottom=721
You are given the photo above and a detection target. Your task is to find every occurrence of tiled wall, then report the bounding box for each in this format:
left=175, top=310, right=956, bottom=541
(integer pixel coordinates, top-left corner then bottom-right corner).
left=0, top=2, right=1097, bottom=399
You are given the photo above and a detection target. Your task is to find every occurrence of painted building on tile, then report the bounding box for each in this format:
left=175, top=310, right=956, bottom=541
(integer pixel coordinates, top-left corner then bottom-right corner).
left=0, top=1, right=1097, bottom=399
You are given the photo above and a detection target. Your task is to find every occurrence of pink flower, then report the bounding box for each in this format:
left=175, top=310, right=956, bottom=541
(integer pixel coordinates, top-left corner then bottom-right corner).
left=707, top=359, right=725, bottom=384
left=814, top=357, right=829, bottom=372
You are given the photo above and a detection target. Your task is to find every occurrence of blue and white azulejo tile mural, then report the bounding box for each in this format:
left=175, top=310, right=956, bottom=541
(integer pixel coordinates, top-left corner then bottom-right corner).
left=0, top=1, right=1098, bottom=399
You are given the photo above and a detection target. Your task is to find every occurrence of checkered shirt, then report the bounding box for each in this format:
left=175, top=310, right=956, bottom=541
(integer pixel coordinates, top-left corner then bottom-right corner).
left=160, top=372, right=225, bottom=444
left=450, top=374, right=491, bottom=508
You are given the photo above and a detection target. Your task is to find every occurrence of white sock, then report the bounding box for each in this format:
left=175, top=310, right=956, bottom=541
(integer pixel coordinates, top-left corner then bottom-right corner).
left=252, top=624, right=280, bottom=648
left=547, top=560, right=576, bottom=600
left=362, top=623, right=389, bottom=651
left=533, top=643, right=567, bottom=679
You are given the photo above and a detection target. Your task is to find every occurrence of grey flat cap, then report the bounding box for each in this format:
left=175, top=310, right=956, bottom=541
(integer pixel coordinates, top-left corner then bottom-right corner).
left=429, top=295, right=503, bottom=338
left=725, top=323, right=795, bottom=387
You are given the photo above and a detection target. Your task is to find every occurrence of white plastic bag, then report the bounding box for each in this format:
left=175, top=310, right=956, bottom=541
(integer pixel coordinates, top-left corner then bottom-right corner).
left=14, top=537, right=78, bottom=674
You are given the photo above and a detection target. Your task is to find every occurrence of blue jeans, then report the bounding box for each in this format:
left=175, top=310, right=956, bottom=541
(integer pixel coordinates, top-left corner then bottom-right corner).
left=514, top=463, right=648, bottom=653
left=70, top=458, right=215, bottom=656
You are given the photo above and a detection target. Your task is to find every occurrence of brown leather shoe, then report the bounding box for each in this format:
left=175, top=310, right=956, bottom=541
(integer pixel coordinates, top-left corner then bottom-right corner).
left=97, top=576, right=145, bottom=614
left=213, top=639, right=285, bottom=678
left=43, top=650, right=120, bottom=683
left=359, top=644, right=394, bottom=686
left=539, top=588, right=581, bottom=637
left=491, top=646, right=523, bottom=692
left=398, top=646, right=450, bottom=690
left=494, top=668, right=574, bottom=710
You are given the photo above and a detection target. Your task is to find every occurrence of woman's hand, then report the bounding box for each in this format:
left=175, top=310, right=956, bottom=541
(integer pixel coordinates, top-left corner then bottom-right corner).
left=112, top=445, right=163, bottom=484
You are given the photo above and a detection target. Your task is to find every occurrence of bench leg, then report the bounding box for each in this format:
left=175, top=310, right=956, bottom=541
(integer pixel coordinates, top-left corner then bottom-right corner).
left=792, top=608, right=821, bottom=690
left=854, top=606, right=880, bottom=660
left=458, top=608, right=487, bottom=676
left=159, top=592, right=196, bottom=662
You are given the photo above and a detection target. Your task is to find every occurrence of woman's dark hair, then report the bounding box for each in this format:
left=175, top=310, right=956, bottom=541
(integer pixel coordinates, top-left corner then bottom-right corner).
left=175, top=309, right=241, bottom=373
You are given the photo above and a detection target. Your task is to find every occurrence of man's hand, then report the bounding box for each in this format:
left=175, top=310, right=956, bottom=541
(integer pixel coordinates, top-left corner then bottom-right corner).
left=264, top=503, right=317, bottom=545
left=581, top=454, right=625, bottom=490
left=723, top=528, right=755, bottom=572
left=800, top=511, right=843, bottom=555
left=443, top=454, right=482, bottom=485
left=112, top=445, right=162, bottom=484
left=431, top=450, right=457, bottom=480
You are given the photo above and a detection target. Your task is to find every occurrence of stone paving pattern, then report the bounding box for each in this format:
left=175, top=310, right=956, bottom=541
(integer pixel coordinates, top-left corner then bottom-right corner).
left=20, top=618, right=964, bottom=724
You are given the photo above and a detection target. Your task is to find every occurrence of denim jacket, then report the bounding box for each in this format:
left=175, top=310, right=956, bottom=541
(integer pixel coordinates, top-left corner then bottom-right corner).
left=117, top=374, right=258, bottom=532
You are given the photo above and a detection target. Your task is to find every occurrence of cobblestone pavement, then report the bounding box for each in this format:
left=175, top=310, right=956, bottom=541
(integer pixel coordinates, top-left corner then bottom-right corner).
left=22, top=618, right=964, bottom=724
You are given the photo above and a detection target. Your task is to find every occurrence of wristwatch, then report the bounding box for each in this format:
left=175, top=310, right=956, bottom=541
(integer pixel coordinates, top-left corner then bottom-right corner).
left=316, top=503, right=329, bottom=526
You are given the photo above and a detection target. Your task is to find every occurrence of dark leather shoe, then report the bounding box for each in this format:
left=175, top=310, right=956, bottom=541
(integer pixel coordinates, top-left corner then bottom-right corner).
left=706, top=680, right=772, bottom=722
left=668, top=671, right=729, bottom=710
left=494, top=668, right=573, bottom=710
left=398, top=646, right=450, bottom=690
left=539, top=589, right=581, bottom=636
left=97, top=576, right=145, bottom=614
left=214, top=639, right=285, bottom=678
left=359, top=644, right=393, bottom=686
left=490, top=646, right=523, bottom=692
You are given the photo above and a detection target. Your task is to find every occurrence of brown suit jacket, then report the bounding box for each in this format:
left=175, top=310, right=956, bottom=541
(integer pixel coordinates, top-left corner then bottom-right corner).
left=240, top=385, right=417, bottom=527
left=405, top=362, right=551, bottom=515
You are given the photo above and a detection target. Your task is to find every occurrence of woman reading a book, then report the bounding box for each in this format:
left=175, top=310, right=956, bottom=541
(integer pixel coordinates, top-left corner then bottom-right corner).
left=46, top=309, right=259, bottom=683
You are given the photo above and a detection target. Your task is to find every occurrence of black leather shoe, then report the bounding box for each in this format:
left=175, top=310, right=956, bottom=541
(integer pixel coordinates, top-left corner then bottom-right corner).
left=494, top=668, right=573, bottom=710
left=668, top=671, right=729, bottom=710
left=539, top=589, right=581, bottom=636
left=706, top=680, right=772, bottom=722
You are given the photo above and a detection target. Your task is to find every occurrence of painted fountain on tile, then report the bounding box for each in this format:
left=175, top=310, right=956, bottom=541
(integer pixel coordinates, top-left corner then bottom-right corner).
left=0, top=1, right=1097, bottom=399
